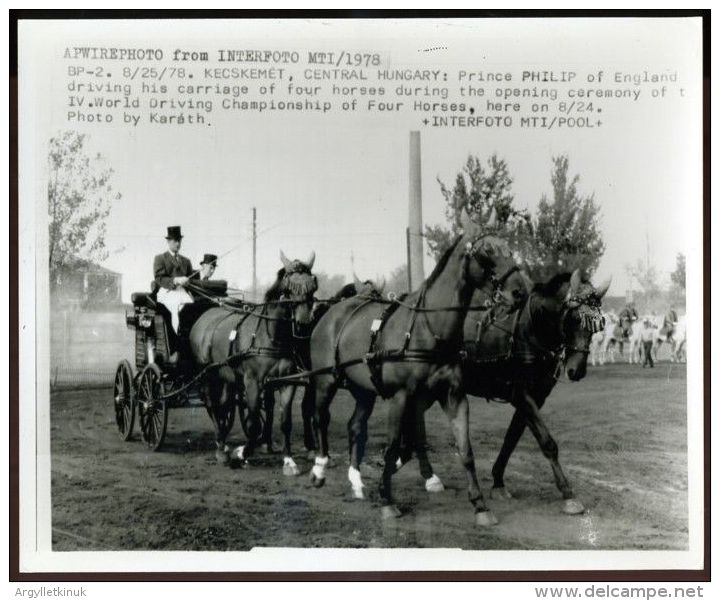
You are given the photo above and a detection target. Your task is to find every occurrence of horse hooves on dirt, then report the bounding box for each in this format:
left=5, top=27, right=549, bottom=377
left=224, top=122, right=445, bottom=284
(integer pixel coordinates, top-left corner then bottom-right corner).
left=562, top=498, right=586, bottom=515
left=490, top=486, right=513, bottom=500
left=310, top=473, right=326, bottom=488
left=424, top=474, right=445, bottom=493
left=475, top=510, right=499, bottom=527
left=283, top=463, right=300, bottom=477
left=381, top=505, right=402, bottom=520
left=350, top=486, right=365, bottom=500
left=215, top=449, right=230, bottom=465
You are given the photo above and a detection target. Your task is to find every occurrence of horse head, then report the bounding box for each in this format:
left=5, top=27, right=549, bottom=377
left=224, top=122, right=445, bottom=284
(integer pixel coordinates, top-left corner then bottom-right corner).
left=458, top=208, right=522, bottom=301
left=560, top=270, right=611, bottom=381
left=275, top=250, right=319, bottom=326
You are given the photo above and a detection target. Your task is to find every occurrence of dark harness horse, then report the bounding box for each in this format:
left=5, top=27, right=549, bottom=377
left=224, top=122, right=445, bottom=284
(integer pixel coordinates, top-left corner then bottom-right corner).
left=187, top=252, right=318, bottom=470
left=401, top=269, right=609, bottom=514
left=305, top=210, right=522, bottom=524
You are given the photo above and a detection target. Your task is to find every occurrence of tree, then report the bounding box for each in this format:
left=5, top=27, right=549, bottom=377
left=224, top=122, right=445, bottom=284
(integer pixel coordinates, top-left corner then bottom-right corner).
left=48, top=131, right=120, bottom=288
left=522, top=155, right=605, bottom=281
left=386, top=264, right=410, bottom=295
left=670, top=253, right=686, bottom=291
left=424, top=154, right=527, bottom=260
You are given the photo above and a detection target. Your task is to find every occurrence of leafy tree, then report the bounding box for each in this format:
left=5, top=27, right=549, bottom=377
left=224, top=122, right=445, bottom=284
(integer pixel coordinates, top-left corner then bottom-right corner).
left=670, top=253, right=686, bottom=291
left=48, top=131, right=120, bottom=288
left=522, top=155, right=605, bottom=281
left=626, top=259, right=662, bottom=297
left=386, top=264, right=410, bottom=295
left=425, top=154, right=527, bottom=260
left=313, top=272, right=347, bottom=299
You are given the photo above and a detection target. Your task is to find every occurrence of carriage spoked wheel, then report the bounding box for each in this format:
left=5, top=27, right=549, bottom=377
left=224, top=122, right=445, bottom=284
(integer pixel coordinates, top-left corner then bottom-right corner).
left=113, top=360, right=135, bottom=441
left=136, top=364, right=169, bottom=452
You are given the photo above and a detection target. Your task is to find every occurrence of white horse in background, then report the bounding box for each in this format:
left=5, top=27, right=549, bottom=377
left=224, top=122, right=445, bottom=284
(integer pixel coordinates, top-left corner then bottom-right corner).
left=672, top=314, right=687, bottom=362
left=591, top=310, right=618, bottom=366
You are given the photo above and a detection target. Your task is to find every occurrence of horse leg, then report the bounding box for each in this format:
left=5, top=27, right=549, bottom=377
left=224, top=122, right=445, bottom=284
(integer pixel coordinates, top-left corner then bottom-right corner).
left=402, top=400, right=444, bottom=493
left=519, top=391, right=584, bottom=514
left=440, top=387, right=497, bottom=526
left=490, top=408, right=527, bottom=500
left=301, top=384, right=318, bottom=455
left=261, top=386, right=276, bottom=453
left=230, top=374, right=262, bottom=465
left=378, top=390, right=408, bottom=519
left=309, top=375, right=338, bottom=487
left=274, top=384, right=300, bottom=476
left=345, top=384, right=376, bottom=499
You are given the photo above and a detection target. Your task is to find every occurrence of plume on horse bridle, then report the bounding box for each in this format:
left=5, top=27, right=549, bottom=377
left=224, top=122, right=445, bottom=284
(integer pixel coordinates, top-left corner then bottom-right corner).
left=281, top=261, right=318, bottom=298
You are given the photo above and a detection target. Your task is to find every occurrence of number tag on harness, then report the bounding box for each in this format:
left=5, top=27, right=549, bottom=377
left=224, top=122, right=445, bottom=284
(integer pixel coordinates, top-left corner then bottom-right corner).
left=229, top=330, right=237, bottom=341
left=370, top=319, right=382, bottom=333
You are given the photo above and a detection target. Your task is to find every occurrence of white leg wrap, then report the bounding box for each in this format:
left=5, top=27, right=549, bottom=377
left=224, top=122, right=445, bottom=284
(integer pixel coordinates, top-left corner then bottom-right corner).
left=282, top=456, right=299, bottom=476
left=425, top=474, right=445, bottom=493
left=395, top=457, right=404, bottom=470
left=231, top=445, right=245, bottom=461
left=311, top=455, right=329, bottom=480
left=348, top=466, right=365, bottom=489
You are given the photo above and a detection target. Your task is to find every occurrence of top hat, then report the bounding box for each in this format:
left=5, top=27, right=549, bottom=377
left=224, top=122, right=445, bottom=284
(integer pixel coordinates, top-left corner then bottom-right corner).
left=201, top=253, right=218, bottom=266
left=166, top=226, right=183, bottom=240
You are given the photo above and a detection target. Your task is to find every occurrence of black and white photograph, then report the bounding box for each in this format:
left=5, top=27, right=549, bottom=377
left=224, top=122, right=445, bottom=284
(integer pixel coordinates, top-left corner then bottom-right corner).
left=15, top=14, right=706, bottom=576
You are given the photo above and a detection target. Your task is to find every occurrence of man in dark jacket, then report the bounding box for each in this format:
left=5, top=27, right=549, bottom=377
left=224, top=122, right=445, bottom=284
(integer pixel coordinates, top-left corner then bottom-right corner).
left=153, top=226, right=194, bottom=332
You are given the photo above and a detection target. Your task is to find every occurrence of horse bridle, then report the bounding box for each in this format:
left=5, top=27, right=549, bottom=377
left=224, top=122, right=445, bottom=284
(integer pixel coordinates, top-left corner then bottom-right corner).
left=557, top=293, right=605, bottom=356
left=463, top=235, right=519, bottom=304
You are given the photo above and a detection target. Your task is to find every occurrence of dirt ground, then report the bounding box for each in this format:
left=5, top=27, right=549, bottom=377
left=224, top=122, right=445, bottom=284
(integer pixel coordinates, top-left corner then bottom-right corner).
left=51, top=362, right=688, bottom=551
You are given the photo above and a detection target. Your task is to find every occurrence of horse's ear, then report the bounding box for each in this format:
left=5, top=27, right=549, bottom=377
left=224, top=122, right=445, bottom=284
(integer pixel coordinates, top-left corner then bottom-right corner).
left=353, top=272, right=362, bottom=287
left=377, top=276, right=386, bottom=293
left=305, top=251, right=316, bottom=270
left=459, top=208, right=479, bottom=236
left=568, top=269, right=582, bottom=295
left=279, top=250, right=291, bottom=270
left=520, top=270, right=534, bottom=293
left=595, top=275, right=612, bottom=299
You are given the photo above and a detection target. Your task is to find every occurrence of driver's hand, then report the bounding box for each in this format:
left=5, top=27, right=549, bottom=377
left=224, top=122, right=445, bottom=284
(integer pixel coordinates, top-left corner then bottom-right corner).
left=174, top=276, right=189, bottom=286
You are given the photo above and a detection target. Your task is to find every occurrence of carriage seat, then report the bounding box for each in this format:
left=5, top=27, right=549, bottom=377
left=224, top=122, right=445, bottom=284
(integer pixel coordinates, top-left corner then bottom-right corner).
left=131, top=292, right=157, bottom=309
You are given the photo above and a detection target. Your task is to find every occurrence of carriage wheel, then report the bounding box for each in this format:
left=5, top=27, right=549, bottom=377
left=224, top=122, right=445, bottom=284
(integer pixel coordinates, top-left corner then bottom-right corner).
left=137, top=364, right=169, bottom=452
left=113, top=360, right=135, bottom=441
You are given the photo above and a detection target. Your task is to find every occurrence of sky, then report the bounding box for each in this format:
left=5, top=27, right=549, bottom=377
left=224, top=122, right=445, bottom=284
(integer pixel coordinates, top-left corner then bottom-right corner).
left=22, top=18, right=703, bottom=302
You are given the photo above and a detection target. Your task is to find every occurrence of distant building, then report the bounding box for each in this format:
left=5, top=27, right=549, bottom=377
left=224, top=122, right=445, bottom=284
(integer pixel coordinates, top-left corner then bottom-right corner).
left=52, top=258, right=123, bottom=311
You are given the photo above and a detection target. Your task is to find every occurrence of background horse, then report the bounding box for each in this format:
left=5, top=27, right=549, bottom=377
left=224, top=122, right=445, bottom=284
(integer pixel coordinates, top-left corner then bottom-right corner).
left=306, top=209, right=521, bottom=525
left=188, top=251, right=318, bottom=471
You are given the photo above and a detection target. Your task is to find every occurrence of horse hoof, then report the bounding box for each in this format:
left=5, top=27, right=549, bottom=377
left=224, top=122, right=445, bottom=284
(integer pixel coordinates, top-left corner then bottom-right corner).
left=425, top=474, right=445, bottom=493
left=562, top=498, right=586, bottom=515
left=490, top=486, right=513, bottom=500
left=283, top=464, right=300, bottom=477
left=351, top=487, right=365, bottom=500
left=381, top=505, right=402, bottom=520
left=310, top=473, right=325, bottom=488
left=475, top=510, right=499, bottom=527
left=215, top=449, right=229, bottom=465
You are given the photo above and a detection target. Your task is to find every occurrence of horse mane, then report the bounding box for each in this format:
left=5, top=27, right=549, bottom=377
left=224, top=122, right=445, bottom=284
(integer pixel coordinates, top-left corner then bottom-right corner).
left=425, top=236, right=462, bottom=288
left=264, top=268, right=286, bottom=301
left=533, top=272, right=572, bottom=297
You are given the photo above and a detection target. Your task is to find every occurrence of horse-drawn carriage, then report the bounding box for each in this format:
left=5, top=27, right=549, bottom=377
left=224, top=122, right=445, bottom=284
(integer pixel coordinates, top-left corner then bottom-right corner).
left=111, top=281, right=263, bottom=451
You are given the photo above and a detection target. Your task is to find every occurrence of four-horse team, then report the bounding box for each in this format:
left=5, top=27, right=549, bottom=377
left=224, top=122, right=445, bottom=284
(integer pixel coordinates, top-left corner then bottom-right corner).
left=117, top=210, right=677, bottom=527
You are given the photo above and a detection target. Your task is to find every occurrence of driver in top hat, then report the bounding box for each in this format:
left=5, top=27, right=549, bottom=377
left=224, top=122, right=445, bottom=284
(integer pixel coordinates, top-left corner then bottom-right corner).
left=153, top=225, right=194, bottom=333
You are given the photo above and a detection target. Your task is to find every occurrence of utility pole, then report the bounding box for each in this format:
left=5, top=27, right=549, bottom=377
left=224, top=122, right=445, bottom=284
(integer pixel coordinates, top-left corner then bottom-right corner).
left=252, top=206, right=257, bottom=301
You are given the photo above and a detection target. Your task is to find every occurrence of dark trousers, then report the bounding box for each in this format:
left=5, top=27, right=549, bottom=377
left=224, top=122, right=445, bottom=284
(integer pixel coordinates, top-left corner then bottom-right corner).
left=643, top=341, right=654, bottom=367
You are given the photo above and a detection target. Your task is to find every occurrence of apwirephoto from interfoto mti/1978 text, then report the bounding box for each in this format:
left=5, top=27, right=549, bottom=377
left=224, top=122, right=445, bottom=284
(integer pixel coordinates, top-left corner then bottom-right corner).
left=16, top=15, right=705, bottom=574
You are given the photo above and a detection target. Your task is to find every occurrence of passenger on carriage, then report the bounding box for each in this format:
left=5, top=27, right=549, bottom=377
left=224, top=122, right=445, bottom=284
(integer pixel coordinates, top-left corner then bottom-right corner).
left=153, top=225, right=194, bottom=333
